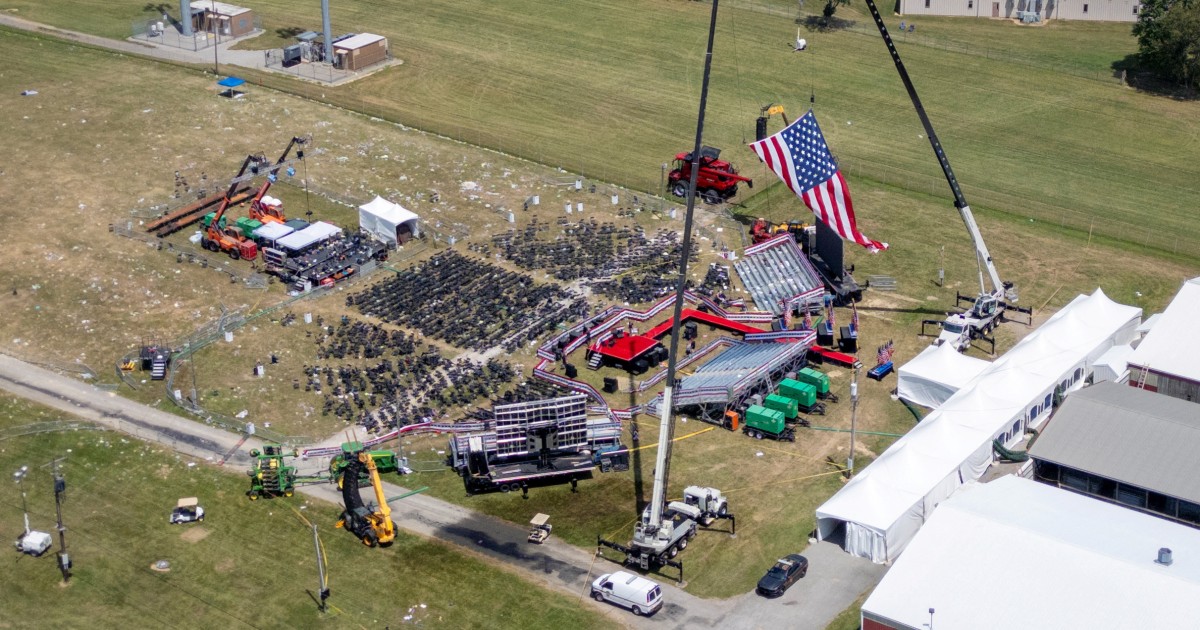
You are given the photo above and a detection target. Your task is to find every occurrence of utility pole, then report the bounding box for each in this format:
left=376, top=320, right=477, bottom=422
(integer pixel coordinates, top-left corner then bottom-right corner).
left=13, top=465, right=30, bottom=534
left=847, top=366, right=859, bottom=476
left=211, top=0, right=220, bottom=76
left=51, top=458, right=71, bottom=582
left=312, top=524, right=330, bottom=612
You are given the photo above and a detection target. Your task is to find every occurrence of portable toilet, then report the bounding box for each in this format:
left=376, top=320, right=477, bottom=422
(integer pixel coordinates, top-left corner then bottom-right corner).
left=763, top=393, right=799, bottom=420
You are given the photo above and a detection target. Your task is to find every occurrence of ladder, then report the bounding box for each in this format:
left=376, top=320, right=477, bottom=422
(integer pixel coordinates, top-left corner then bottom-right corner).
left=1136, top=365, right=1149, bottom=389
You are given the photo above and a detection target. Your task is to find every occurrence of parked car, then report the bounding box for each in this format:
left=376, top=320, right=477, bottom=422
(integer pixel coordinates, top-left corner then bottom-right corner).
left=169, top=497, right=205, bottom=524
left=756, top=554, right=808, bottom=598
left=591, top=571, right=663, bottom=616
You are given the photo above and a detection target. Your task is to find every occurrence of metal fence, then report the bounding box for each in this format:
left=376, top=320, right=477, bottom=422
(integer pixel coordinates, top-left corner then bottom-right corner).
left=110, top=221, right=273, bottom=288
left=130, top=15, right=264, bottom=52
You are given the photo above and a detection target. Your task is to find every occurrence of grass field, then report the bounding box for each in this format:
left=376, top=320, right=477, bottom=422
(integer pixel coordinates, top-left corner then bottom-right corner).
left=0, top=393, right=609, bottom=629
left=1, top=8, right=1198, bottom=624
left=4, top=1, right=1198, bottom=257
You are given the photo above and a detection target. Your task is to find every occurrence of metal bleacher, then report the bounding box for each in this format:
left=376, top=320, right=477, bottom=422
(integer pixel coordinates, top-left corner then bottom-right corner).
left=734, top=236, right=823, bottom=315
left=673, top=340, right=811, bottom=406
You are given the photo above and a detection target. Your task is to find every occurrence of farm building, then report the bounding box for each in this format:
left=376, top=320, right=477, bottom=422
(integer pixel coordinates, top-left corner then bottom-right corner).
left=861, top=476, right=1200, bottom=630
left=1128, top=277, right=1200, bottom=402
left=815, top=288, right=1141, bottom=563
left=897, top=0, right=1141, bottom=22
left=190, top=1, right=257, bottom=38
left=333, top=34, right=389, bottom=71
left=1030, top=382, right=1200, bottom=530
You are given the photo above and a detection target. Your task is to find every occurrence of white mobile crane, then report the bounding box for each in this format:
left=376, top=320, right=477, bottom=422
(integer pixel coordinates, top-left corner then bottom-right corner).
left=597, top=0, right=733, bottom=584
left=856, top=0, right=1032, bottom=353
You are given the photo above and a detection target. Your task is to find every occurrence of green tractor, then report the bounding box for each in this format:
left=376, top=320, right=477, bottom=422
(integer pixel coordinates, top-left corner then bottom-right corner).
left=247, top=444, right=300, bottom=500
left=330, top=441, right=401, bottom=485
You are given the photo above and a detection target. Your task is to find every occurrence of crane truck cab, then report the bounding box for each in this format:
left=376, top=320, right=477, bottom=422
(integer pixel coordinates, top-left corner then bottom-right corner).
left=936, top=292, right=1002, bottom=352
left=591, top=571, right=664, bottom=616
left=682, top=486, right=728, bottom=523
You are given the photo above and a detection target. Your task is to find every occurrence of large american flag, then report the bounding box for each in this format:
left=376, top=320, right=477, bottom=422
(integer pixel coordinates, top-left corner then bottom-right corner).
left=749, top=110, right=887, bottom=252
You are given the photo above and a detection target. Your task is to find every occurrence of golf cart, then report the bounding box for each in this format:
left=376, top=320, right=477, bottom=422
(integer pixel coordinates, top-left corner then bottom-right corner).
left=170, top=497, right=205, bottom=524
left=527, top=513, right=552, bottom=544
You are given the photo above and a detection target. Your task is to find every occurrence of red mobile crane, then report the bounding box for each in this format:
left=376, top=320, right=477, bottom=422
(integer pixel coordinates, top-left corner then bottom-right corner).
left=200, top=154, right=266, bottom=260
left=248, top=135, right=310, bottom=224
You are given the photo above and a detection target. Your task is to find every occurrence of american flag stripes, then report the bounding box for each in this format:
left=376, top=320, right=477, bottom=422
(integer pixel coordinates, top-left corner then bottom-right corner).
left=876, top=340, right=895, bottom=366
left=749, top=110, right=888, bottom=253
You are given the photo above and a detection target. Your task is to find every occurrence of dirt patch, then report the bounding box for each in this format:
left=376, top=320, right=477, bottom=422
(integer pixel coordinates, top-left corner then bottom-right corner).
left=214, top=558, right=235, bottom=573
left=156, top=465, right=171, bottom=479
left=179, top=526, right=209, bottom=543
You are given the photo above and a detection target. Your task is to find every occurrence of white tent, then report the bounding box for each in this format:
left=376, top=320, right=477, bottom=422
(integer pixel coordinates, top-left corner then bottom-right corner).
left=359, top=196, right=420, bottom=246
left=276, top=221, right=342, bottom=252
left=815, top=289, right=1141, bottom=563
left=1129, top=278, right=1200, bottom=383
left=896, top=343, right=990, bottom=409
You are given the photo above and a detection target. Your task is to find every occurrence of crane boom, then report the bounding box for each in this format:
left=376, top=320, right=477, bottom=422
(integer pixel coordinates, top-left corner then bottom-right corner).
left=860, top=0, right=1014, bottom=302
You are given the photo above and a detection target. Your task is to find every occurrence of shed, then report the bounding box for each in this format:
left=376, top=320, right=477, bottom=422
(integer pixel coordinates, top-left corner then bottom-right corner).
left=333, top=33, right=389, bottom=71
left=358, top=196, right=419, bottom=246
left=190, top=1, right=256, bottom=37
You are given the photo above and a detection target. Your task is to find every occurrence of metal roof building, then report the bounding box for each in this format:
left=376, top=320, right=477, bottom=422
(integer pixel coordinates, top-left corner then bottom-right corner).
left=1128, top=277, right=1200, bottom=403
left=1030, top=381, right=1200, bottom=528
left=861, top=476, right=1200, bottom=630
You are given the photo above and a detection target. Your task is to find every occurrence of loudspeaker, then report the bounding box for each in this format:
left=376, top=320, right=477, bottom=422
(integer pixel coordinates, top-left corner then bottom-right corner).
left=755, top=116, right=769, bottom=142
left=839, top=326, right=858, bottom=353
left=565, top=364, right=578, bottom=378
left=602, top=377, right=619, bottom=394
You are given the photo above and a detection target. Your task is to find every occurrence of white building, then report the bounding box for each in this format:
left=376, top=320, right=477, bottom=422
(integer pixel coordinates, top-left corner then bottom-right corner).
left=1128, top=277, right=1200, bottom=402
left=898, top=0, right=1141, bottom=22
left=861, top=476, right=1200, bottom=630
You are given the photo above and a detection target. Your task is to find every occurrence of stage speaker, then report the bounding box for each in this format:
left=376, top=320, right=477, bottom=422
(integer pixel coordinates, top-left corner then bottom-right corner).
left=565, top=363, right=578, bottom=378
left=839, top=326, right=858, bottom=353
left=603, top=377, right=619, bottom=394
left=684, top=322, right=698, bottom=340
left=755, top=116, right=769, bottom=142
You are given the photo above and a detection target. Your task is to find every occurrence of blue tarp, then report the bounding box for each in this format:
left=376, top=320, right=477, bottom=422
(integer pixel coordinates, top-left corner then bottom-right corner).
left=217, top=76, right=246, bottom=88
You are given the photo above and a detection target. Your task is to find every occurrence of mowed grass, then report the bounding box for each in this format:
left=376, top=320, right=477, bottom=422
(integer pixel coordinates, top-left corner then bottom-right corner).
left=13, top=0, right=1193, bottom=257
left=0, top=393, right=609, bottom=629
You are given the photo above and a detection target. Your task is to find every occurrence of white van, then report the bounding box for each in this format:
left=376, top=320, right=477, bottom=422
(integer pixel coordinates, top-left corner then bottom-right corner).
left=591, top=571, right=663, bottom=616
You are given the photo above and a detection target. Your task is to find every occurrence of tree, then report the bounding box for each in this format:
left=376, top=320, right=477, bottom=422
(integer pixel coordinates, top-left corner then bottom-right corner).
left=1133, top=0, right=1200, bottom=90
left=822, top=0, right=852, bottom=23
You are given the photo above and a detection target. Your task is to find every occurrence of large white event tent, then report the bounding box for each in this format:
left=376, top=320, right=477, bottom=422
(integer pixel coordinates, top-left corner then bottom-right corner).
left=815, top=289, right=1141, bottom=563
left=358, top=196, right=420, bottom=246
left=896, top=342, right=990, bottom=409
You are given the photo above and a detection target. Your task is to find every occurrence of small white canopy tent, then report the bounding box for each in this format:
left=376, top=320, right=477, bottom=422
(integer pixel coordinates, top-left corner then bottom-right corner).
left=897, top=343, right=991, bottom=409
left=359, top=196, right=420, bottom=246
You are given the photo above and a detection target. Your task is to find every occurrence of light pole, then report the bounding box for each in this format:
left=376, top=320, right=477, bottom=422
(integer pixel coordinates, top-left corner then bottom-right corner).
left=13, top=465, right=30, bottom=534
left=660, top=163, right=668, bottom=199
left=929, top=607, right=935, bottom=630
left=211, top=0, right=220, bottom=76
left=847, top=366, right=859, bottom=476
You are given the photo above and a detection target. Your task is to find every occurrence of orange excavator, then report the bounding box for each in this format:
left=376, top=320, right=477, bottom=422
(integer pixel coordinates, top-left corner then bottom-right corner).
left=248, top=135, right=310, bottom=224
left=200, top=154, right=265, bottom=260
